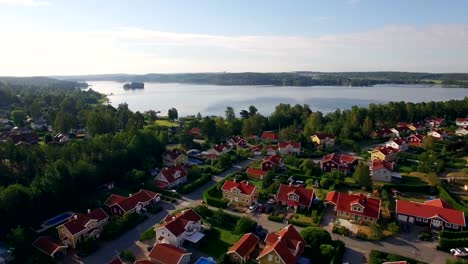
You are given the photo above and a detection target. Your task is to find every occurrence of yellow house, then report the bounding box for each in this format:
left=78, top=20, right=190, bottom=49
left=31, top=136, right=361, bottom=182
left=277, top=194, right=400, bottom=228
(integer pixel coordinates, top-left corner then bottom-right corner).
left=371, top=146, right=398, bottom=162
left=310, top=133, right=336, bottom=149
left=257, top=225, right=305, bottom=264
left=221, top=180, right=258, bottom=207
left=162, top=149, right=187, bottom=166
left=57, top=208, right=109, bottom=248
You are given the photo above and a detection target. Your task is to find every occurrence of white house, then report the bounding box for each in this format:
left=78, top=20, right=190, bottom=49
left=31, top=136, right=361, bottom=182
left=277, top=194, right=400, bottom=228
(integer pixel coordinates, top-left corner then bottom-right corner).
left=155, top=209, right=204, bottom=248
left=385, top=138, right=408, bottom=152
left=456, top=127, right=468, bottom=136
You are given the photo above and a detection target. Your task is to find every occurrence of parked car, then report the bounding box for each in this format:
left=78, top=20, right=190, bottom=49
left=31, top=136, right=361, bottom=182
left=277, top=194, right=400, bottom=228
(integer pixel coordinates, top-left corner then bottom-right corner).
left=267, top=199, right=276, bottom=204
left=249, top=205, right=257, bottom=212
left=451, top=248, right=468, bottom=257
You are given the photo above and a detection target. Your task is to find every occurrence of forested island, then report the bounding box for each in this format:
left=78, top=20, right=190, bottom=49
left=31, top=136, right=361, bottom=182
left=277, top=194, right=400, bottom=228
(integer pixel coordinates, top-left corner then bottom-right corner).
left=55, top=71, right=468, bottom=87
left=123, top=82, right=144, bottom=90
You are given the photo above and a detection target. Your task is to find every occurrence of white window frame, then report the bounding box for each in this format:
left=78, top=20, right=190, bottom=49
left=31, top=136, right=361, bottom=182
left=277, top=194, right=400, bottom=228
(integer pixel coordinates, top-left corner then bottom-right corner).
left=453, top=224, right=458, bottom=229
left=268, top=255, right=273, bottom=261
left=423, top=218, right=428, bottom=223
left=446, top=223, right=452, bottom=228
left=416, top=217, right=421, bottom=221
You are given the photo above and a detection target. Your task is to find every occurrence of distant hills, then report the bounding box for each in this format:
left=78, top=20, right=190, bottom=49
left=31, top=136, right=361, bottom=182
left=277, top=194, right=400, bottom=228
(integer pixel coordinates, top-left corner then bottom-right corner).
left=0, top=76, right=87, bottom=89
left=52, top=72, right=468, bottom=87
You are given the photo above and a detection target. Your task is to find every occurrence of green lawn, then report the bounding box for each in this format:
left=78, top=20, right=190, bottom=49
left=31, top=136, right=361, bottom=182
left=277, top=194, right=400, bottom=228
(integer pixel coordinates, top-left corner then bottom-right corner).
left=249, top=179, right=263, bottom=188
left=155, top=120, right=179, bottom=127
left=198, top=227, right=241, bottom=258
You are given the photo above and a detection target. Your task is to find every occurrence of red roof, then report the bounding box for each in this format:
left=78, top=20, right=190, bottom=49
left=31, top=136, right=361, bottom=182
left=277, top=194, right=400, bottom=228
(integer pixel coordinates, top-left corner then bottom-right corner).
left=266, top=145, right=278, bottom=151
left=228, top=136, right=246, bottom=145
left=108, top=257, right=124, bottom=264
left=158, top=166, right=187, bottom=184
left=221, top=180, right=257, bottom=196
left=456, top=118, right=468, bottom=124
left=148, top=243, right=190, bottom=264
left=212, top=143, right=230, bottom=153
left=375, top=146, right=398, bottom=155
left=396, top=199, right=465, bottom=226
left=158, top=209, right=202, bottom=236
left=391, top=138, right=407, bottom=146
left=163, top=149, right=184, bottom=160
left=257, top=225, right=305, bottom=264
left=276, top=184, right=314, bottom=207
left=312, top=133, right=335, bottom=139
left=261, top=131, right=278, bottom=140
left=322, top=153, right=358, bottom=165
left=188, top=127, right=200, bottom=135
left=262, top=154, right=283, bottom=165
left=278, top=141, right=301, bottom=149
left=409, top=134, right=425, bottom=142
left=427, top=117, right=444, bottom=125
left=63, top=208, right=109, bottom=235
left=246, top=168, right=267, bottom=177
left=424, top=198, right=453, bottom=208
left=250, top=145, right=262, bottom=151
left=325, top=191, right=381, bottom=219
left=33, top=236, right=67, bottom=257
left=227, top=233, right=259, bottom=258
left=104, top=189, right=159, bottom=212
left=371, top=159, right=394, bottom=171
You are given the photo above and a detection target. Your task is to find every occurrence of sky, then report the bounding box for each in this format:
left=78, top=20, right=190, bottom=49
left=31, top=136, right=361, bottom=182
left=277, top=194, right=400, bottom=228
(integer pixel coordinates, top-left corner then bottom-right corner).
left=0, top=0, right=468, bottom=76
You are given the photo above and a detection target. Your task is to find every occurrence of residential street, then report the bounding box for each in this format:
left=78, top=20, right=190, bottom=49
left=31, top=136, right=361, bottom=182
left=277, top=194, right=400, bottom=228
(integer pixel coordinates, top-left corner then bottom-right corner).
left=77, top=158, right=255, bottom=264
left=76, top=157, right=451, bottom=264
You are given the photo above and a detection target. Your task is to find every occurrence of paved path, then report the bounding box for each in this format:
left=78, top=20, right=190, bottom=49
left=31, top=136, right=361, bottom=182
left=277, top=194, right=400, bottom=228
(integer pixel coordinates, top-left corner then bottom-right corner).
left=79, top=158, right=255, bottom=264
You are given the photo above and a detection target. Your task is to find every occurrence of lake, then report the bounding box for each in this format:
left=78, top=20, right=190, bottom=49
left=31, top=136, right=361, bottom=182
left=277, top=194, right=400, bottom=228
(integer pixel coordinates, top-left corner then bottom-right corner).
left=88, top=81, right=468, bottom=116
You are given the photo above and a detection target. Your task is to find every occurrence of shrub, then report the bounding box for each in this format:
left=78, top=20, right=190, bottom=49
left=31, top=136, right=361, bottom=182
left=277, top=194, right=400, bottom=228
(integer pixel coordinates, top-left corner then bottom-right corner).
left=179, top=173, right=211, bottom=194
left=439, top=238, right=468, bottom=251
left=268, top=215, right=284, bottom=222
left=418, top=231, right=432, bottom=241
left=387, top=222, right=400, bottom=236
left=139, top=227, right=156, bottom=241
left=300, top=226, right=332, bottom=249
left=289, top=219, right=313, bottom=227
left=193, top=205, right=213, bottom=218
left=206, top=196, right=228, bottom=208
left=102, top=214, right=148, bottom=240
left=233, top=217, right=256, bottom=235
left=120, top=250, right=135, bottom=262
left=332, top=225, right=351, bottom=236
left=331, top=240, right=345, bottom=264
left=382, top=183, right=436, bottom=194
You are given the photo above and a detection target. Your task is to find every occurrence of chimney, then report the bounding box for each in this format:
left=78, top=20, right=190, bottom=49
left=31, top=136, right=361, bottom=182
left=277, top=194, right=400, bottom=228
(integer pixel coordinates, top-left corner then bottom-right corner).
left=289, top=182, right=292, bottom=186
left=74, top=215, right=78, bottom=220
left=87, top=209, right=91, bottom=214
left=129, top=193, right=132, bottom=197
left=233, top=179, right=236, bottom=182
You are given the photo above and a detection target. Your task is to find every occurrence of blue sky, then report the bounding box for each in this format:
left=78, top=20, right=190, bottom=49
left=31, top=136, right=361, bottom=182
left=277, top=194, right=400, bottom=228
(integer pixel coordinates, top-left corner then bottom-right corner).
left=0, top=0, right=467, bottom=75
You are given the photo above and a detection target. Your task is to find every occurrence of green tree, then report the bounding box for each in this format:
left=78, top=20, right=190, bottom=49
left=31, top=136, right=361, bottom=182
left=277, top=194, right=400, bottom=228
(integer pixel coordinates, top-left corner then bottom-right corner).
left=6, top=226, right=29, bottom=260
left=300, top=226, right=332, bottom=249
left=168, top=107, right=178, bottom=121
left=248, top=105, right=258, bottom=116
left=11, top=109, right=27, bottom=126
left=233, top=217, right=256, bottom=235
left=304, top=112, right=323, bottom=137
left=353, top=163, right=371, bottom=188
left=225, top=106, right=236, bottom=122
left=320, top=244, right=336, bottom=261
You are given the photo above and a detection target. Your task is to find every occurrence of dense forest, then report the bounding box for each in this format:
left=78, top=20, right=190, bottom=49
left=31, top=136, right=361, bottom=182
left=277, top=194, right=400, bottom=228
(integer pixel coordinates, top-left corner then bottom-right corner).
left=55, top=71, right=468, bottom=87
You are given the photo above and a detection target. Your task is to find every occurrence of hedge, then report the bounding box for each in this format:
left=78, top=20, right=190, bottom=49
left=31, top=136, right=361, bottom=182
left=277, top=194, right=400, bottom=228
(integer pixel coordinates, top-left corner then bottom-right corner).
left=268, top=215, right=284, bottom=222
left=382, top=183, right=436, bottom=194
left=369, top=250, right=426, bottom=264
left=439, top=238, right=468, bottom=251
left=179, top=173, right=211, bottom=194
left=289, top=219, right=315, bottom=227
left=206, top=196, right=228, bottom=208
left=438, top=185, right=468, bottom=215
left=440, top=230, right=468, bottom=239
left=331, top=240, right=345, bottom=264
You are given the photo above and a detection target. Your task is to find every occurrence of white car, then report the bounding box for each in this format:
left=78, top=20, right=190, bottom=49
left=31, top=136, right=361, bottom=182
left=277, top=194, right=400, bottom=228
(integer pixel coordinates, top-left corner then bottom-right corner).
left=249, top=205, right=257, bottom=211
left=267, top=199, right=276, bottom=204
left=451, top=248, right=468, bottom=257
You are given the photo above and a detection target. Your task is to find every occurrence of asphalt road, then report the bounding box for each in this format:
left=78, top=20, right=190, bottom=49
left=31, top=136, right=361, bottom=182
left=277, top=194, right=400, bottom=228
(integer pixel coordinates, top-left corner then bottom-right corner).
left=79, top=158, right=255, bottom=264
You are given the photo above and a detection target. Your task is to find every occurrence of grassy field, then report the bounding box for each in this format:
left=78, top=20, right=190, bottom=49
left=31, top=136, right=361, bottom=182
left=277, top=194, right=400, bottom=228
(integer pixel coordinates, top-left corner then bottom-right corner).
left=198, top=227, right=241, bottom=258
left=155, top=120, right=179, bottom=127
left=248, top=179, right=263, bottom=188
left=403, top=172, right=430, bottom=185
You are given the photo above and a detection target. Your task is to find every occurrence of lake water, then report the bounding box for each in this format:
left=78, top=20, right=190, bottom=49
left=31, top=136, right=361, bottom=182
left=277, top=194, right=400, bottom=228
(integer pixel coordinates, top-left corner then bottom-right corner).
left=88, top=81, right=468, bottom=116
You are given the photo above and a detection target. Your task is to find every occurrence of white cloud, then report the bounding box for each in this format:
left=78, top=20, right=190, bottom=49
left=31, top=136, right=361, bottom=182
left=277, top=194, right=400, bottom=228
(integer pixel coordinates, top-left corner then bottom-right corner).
left=0, top=24, right=467, bottom=76
left=0, top=0, right=50, bottom=6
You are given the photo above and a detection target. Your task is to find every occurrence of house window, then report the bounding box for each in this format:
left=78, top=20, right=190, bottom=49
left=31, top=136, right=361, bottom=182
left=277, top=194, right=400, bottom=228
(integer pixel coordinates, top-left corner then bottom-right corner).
left=268, top=255, right=273, bottom=261
left=422, top=218, right=428, bottom=223
left=345, top=212, right=349, bottom=216
left=416, top=217, right=421, bottom=221
left=446, top=223, right=452, bottom=228
left=275, top=256, right=280, bottom=263
left=453, top=224, right=458, bottom=229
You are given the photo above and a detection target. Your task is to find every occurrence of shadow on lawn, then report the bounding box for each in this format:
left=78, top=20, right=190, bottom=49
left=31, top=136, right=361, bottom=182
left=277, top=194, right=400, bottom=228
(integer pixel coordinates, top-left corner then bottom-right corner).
left=197, top=228, right=232, bottom=258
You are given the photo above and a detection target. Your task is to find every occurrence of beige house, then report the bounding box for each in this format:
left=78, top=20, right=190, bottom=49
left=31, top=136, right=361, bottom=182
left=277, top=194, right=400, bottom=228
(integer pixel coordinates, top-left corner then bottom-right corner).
left=221, top=180, right=259, bottom=207
left=57, top=208, right=109, bottom=248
